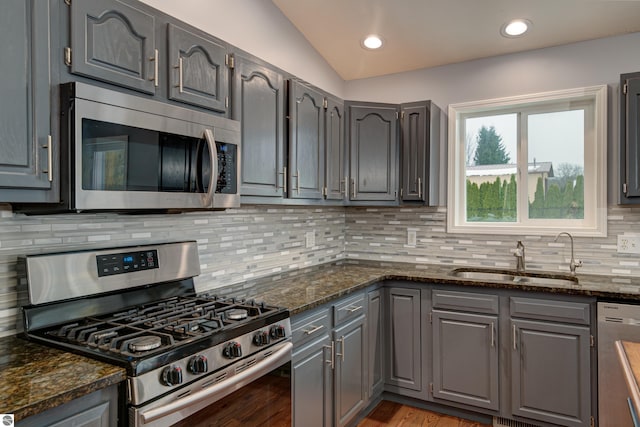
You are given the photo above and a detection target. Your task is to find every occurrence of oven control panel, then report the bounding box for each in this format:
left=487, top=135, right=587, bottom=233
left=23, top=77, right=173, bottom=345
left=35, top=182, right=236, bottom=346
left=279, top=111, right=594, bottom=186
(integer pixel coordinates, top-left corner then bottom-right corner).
left=97, top=250, right=159, bottom=277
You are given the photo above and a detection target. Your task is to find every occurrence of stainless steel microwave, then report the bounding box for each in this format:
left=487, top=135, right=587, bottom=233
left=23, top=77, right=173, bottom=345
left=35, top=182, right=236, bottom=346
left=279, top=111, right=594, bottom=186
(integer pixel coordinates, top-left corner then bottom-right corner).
left=57, top=82, right=241, bottom=212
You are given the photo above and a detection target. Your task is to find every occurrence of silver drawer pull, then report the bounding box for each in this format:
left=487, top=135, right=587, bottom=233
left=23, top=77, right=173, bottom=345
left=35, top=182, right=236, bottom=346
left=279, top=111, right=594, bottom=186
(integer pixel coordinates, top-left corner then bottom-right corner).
left=303, top=324, right=324, bottom=335
left=346, top=305, right=362, bottom=313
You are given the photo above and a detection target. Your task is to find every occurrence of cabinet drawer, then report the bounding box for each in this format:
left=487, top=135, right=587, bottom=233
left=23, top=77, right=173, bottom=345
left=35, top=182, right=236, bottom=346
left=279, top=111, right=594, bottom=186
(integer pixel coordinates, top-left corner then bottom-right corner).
left=432, top=289, right=499, bottom=314
left=333, top=292, right=366, bottom=325
left=510, top=297, right=590, bottom=325
left=292, top=307, right=331, bottom=347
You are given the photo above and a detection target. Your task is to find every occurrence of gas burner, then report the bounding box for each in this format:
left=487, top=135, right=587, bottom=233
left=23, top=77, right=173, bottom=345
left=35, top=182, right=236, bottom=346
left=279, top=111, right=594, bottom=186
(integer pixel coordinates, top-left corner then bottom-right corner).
left=129, top=335, right=162, bottom=352
left=226, top=308, right=248, bottom=320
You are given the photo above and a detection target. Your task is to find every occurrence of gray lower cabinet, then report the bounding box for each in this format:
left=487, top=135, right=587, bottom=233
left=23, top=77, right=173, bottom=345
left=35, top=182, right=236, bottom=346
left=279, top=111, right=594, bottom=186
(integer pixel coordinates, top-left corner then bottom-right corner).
left=292, top=307, right=333, bottom=427
left=334, top=315, right=367, bottom=427
left=167, top=23, right=229, bottom=113
left=510, top=296, right=592, bottom=427
left=367, top=289, right=384, bottom=400
left=17, top=384, right=119, bottom=427
left=289, top=81, right=325, bottom=200
left=431, top=310, right=499, bottom=410
left=69, top=0, right=157, bottom=94
left=233, top=56, right=285, bottom=198
left=430, top=289, right=499, bottom=411
left=0, top=0, right=56, bottom=203
left=347, top=102, right=399, bottom=202
left=385, top=287, right=422, bottom=394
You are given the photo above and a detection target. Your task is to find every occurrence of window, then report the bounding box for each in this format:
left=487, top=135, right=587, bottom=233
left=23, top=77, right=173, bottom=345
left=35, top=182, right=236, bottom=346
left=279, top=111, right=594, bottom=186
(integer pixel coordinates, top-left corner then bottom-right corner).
left=447, top=86, right=607, bottom=236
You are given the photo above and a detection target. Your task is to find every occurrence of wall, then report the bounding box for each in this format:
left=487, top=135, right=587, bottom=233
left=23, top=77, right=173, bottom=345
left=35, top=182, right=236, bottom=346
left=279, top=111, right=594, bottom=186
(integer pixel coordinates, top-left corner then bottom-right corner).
left=0, top=206, right=345, bottom=338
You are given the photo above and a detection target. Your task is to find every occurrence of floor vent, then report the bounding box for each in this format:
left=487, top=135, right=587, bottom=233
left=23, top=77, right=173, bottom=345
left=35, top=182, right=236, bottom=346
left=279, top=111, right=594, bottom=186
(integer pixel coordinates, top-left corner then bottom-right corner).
left=493, top=417, right=541, bottom=427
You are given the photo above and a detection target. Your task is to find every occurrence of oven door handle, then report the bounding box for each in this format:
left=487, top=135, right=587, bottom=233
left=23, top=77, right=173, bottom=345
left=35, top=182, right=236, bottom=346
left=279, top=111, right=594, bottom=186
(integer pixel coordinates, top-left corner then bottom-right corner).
left=140, top=341, right=292, bottom=424
left=201, top=128, right=217, bottom=208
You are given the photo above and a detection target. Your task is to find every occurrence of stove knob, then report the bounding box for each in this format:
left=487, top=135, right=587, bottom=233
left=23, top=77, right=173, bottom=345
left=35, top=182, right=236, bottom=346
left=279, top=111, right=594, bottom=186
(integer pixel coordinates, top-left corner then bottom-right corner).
left=223, top=342, right=242, bottom=359
left=253, top=331, right=270, bottom=346
left=269, top=325, right=286, bottom=339
left=160, top=365, right=183, bottom=386
left=188, top=355, right=208, bottom=374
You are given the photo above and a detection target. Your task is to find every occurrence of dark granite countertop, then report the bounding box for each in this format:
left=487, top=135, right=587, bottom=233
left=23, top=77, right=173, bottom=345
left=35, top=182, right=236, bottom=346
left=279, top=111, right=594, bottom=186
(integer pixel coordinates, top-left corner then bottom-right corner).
left=0, top=335, right=126, bottom=422
left=3, top=260, right=639, bottom=420
left=214, top=261, right=640, bottom=314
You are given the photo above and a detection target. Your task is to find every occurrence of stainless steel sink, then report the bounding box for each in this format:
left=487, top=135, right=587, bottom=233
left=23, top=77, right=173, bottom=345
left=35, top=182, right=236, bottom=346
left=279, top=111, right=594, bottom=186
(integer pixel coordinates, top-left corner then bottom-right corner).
left=450, top=268, right=578, bottom=286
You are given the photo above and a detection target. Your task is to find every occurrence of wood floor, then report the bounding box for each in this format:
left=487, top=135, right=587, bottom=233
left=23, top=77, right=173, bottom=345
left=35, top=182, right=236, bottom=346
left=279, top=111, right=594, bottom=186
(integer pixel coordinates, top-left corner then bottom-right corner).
left=358, top=400, right=492, bottom=427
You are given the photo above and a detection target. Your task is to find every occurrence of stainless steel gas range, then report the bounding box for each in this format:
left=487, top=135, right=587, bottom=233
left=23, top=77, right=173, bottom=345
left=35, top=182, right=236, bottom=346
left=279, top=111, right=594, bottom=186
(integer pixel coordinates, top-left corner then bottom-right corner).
left=18, top=241, right=292, bottom=427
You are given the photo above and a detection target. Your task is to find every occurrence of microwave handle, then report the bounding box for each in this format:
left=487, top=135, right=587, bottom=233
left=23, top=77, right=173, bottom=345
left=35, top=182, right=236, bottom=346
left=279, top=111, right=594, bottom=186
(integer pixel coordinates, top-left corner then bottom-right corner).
left=202, top=129, right=218, bottom=207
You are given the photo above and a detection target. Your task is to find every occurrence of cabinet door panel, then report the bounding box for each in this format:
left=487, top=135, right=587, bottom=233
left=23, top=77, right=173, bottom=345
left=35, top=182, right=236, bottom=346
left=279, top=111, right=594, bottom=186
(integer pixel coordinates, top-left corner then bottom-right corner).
left=70, top=0, right=156, bottom=93
left=432, top=310, right=498, bottom=410
left=623, top=74, right=640, bottom=198
left=367, top=289, right=384, bottom=398
left=401, top=102, right=427, bottom=201
left=234, top=58, right=284, bottom=197
left=168, top=24, right=228, bottom=113
left=349, top=104, right=398, bottom=201
left=0, top=0, right=54, bottom=199
left=289, top=82, right=324, bottom=199
left=511, top=319, right=590, bottom=427
left=334, top=316, right=366, bottom=427
left=326, top=98, right=345, bottom=201
left=386, top=288, right=421, bottom=391
left=293, top=338, right=332, bottom=427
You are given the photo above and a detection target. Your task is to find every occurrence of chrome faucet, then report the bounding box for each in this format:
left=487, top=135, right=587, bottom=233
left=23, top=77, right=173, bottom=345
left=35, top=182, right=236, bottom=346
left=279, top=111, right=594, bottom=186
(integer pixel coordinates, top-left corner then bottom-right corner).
left=554, top=232, right=582, bottom=275
left=514, top=240, right=525, bottom=272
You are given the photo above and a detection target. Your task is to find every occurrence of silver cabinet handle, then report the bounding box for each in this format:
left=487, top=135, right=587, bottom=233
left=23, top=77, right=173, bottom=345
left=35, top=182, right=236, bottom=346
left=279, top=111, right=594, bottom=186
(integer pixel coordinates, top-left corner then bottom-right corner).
left=341, top=175, right=347, bottom=195
left=491, top=322, right=495, bottom=348
left=351, top=178, right=356, bottom=199
left=42, top=135, right=53, bottom=182
left=303, top=324, right=324, bottom=335
left=324, top=341, right=335, bottom=370
left=175, top=57, right=184, bottom=93
left=336, top=336, right=345, bottom=362
left=418, top=177, right=422, bottom=199
left=150, top=49, right=159, bottom=87
left=292, top=169, right=300, bottom=194
left=277, top=167, right=287, bottom=193
left=347, top=305, right=362, bottom=313
left=513, top=324, right=517, bottom=350
left=202, top=129, right=218, bottom=207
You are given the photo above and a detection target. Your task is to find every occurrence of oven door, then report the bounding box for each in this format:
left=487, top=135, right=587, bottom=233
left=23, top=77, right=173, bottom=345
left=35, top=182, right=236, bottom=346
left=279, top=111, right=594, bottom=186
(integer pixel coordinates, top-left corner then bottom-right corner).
left=72, top=97, right=240, bottom=211
left=131, top=341, right=292, bottom=427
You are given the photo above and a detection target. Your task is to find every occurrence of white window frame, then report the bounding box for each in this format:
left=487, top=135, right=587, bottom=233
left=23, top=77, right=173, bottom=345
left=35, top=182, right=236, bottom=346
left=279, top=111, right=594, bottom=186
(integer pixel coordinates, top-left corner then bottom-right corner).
left=447, top=85, right=607, bottom=237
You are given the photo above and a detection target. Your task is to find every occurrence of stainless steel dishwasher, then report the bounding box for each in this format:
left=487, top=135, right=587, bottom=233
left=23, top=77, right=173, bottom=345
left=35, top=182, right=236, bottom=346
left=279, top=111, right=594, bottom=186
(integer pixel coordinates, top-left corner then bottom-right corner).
left=598, top=302, right=640, bottom=427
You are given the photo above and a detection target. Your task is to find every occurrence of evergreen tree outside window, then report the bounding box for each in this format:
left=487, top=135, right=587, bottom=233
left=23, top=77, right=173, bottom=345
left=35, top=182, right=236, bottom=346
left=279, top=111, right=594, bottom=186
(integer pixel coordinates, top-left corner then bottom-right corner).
left=448, top=86, right=607, bottom=236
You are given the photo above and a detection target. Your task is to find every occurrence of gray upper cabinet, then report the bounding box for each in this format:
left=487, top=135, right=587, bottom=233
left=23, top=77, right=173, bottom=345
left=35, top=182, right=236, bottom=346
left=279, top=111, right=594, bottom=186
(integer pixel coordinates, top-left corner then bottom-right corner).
left=400, top=102, right=427, bottom=202
left=289, top=81, right=325, bottom=200
left=325, top=96, right=346, bottom=201
left=233, top=57, right=285, bottom=198
left=620, top=72, right=640, bottom=203
left=347, top=102, right=399, bottom=202
left=69, top=0, right=157, bottom=94
left=0, top=0, right=56, bottom=203
left=167, top=23, right=228, bottom=113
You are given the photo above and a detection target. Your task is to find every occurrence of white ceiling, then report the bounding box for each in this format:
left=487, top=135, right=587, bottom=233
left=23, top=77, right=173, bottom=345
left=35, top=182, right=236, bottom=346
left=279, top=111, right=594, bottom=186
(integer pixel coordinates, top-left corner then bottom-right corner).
left=272, top=0, right=640, bottom=81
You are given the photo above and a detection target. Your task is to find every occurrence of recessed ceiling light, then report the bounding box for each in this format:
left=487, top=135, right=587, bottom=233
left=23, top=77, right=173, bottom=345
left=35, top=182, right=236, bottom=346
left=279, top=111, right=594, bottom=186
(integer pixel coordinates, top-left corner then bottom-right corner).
left=362, top=35, right=383, bottom=50
left=501, top=19, right=532, bottom=37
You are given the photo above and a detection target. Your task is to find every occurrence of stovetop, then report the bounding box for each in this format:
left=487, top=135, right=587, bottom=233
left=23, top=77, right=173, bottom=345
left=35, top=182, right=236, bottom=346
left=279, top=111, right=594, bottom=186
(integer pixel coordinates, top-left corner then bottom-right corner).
left=27, top=294, right=289, bottom=375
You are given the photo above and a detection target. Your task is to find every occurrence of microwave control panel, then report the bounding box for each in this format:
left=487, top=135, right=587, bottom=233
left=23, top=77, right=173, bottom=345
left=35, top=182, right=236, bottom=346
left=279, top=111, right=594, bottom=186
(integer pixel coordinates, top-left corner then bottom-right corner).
left=216, top=142, right=237, bottom=194
left=97, top=250, right=159, bottom=277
